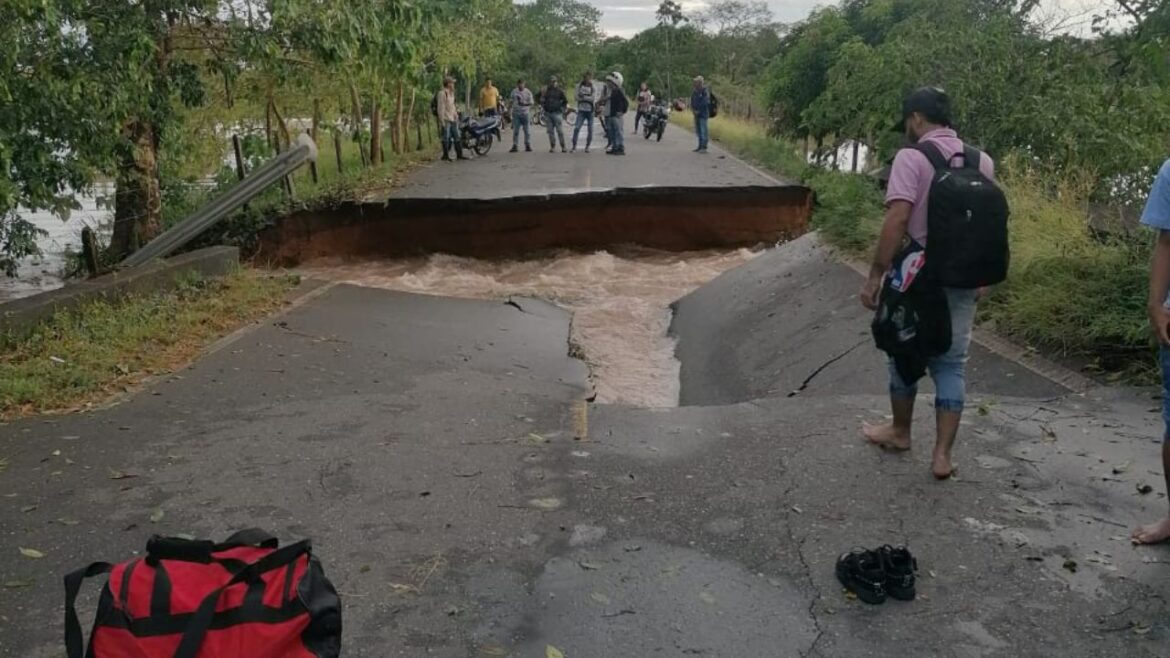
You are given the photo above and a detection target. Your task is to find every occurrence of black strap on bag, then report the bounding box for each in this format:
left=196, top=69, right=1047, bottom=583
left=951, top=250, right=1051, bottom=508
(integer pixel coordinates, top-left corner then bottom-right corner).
left=172, top=539, right=311, bottom=658
left=146, top=528, right=279, bottom=565
left=64, top=561, right=113, bottom=658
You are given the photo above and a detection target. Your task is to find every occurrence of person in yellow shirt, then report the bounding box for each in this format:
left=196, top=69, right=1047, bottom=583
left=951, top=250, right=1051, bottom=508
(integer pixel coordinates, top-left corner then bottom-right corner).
left=479, top=78, right=500, bottom=117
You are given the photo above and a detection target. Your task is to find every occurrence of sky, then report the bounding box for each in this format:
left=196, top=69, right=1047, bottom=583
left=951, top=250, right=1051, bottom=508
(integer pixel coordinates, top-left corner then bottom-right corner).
left=591, top=0, right=1122, bottom=39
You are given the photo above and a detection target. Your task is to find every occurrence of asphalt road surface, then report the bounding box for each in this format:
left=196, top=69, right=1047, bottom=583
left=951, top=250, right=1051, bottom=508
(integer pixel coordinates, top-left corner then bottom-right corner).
left=2, top=134, right=1169, bottom=657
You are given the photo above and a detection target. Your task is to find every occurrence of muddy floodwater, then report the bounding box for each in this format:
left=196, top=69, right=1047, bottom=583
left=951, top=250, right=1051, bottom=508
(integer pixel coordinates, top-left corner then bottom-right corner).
left=298, top=248, right=760, bottom=407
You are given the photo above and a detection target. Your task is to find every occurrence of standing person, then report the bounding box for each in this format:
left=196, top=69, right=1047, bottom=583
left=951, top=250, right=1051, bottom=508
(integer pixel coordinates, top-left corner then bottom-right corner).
left=437, top=77, right=466, bottom=162
left=690, top=76, right=711, bottom=153
left=859, top=87, right=1003, bottom=480
left=541, top=75, right=569, bottom=153
left=509, top=79, right=534, bottom=153
left=479, top=77, right=500, bottom=117
left=571, top=71, right=595, bottom=153
left=596, top=77, right=611, bottom=147
left=634, top=82, right=653, bottom=133
left=1134, top=157, right=1170, bottom=545
left=604, top=72, right=628, bottom=156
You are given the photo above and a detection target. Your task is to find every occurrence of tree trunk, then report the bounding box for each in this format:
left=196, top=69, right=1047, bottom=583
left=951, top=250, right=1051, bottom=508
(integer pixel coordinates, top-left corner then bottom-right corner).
left=395, top=81, right=406, bottom=155
left=405, top=87, right=416, bottom=154
left=851, top=140, right=860, bottom=173
left=370, top=99, right=382, bottom=166
left=110, top=120, right=163, bottom=259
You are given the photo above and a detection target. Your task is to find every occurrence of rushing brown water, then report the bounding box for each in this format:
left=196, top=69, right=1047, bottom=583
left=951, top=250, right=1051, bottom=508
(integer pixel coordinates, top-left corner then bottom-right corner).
left=297, top=248, right=759, bottom=407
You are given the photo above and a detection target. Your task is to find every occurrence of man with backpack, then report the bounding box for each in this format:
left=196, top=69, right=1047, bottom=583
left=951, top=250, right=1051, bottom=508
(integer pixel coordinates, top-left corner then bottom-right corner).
left=1133, top=157, right=1170, bottom=545
left=603, top=72, right=628, bottom=156
left=690, top=76, right=712, bottom=153
left=540, top=75, right=569, bottom=153
left=860, top=87, right=1008, bottom=480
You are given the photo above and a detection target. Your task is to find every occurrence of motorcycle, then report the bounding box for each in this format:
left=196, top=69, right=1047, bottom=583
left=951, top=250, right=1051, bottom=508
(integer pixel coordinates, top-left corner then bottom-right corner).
left=642, top=102, right=669, bottom=141
left=461, top=113, right=502, bottom=156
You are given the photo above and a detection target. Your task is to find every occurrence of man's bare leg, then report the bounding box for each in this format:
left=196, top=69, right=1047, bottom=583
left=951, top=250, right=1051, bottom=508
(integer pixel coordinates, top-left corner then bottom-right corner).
left=1133, top=442, right=1170, bottom=544
left=863, top=395, right=914, bottom=451
left=932, top=409, right=962, bottom=479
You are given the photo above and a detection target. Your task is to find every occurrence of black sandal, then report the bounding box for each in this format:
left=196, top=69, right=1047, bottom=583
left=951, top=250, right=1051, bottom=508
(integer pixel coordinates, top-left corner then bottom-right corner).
left=878, top=545, right=918, bottom=601
left=835, top=549, right=887, bottom=604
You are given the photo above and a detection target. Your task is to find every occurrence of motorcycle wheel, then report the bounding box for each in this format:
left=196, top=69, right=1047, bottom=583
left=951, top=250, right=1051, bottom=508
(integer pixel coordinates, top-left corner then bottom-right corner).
left=643, top=124, right=652, bottom=139
left=474, top=134, right=492, bottom=156
left=657, top=125, right=665, bottom=142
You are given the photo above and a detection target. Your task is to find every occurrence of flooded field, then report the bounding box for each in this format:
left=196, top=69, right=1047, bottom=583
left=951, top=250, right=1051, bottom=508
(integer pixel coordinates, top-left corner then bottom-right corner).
left=0, top=184, right=114, bottom=302
left=298, top=247, right=760, bottom=407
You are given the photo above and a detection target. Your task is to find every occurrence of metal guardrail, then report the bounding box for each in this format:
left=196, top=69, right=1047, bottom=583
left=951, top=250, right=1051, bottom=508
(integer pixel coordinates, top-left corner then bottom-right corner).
left=119, top=134, right=319, bottom=269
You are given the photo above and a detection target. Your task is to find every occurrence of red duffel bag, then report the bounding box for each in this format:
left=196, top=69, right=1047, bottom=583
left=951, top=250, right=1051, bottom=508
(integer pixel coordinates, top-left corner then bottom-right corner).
left=64, top=529, right=341, bottom=658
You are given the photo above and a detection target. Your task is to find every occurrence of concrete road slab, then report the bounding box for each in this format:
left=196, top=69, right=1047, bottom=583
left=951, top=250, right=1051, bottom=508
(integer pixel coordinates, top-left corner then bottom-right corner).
left=392, top=115, right=784, bottom=199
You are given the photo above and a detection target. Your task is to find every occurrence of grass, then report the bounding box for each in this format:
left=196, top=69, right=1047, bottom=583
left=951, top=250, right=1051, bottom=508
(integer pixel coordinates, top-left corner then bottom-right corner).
left=684, top=113, right=1157, bottom=382
left=0, top=268, right=297, bottom=418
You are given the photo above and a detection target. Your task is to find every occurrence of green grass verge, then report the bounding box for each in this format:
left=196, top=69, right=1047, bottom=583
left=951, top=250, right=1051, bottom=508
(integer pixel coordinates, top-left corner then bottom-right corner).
left=0, top=268, right=297, bottom=418
left=680, top=113, right=1156, bottom=382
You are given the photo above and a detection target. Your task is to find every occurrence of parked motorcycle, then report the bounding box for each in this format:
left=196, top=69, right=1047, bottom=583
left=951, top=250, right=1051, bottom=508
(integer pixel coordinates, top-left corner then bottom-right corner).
left=642, top=102, right=669, bottom=141
left=461, top=113, right=502, bottom=156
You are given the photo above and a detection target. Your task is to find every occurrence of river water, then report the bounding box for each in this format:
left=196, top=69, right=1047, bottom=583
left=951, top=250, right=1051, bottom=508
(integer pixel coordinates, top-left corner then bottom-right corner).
left=298, top=248, right=760, bottom=408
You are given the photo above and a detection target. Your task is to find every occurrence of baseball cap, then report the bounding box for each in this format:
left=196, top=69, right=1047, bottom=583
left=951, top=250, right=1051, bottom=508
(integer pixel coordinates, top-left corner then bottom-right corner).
left=892, top=86, right=953, bottom=132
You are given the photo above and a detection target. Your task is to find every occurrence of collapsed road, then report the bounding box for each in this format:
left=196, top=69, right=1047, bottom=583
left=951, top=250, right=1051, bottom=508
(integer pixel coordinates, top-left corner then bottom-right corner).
left=1, top=125, right=1168, bottom=657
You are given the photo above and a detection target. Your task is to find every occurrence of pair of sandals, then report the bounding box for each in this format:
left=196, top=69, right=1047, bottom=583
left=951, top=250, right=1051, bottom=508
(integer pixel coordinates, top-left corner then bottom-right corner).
left=835, top=545, right=918, bottom=604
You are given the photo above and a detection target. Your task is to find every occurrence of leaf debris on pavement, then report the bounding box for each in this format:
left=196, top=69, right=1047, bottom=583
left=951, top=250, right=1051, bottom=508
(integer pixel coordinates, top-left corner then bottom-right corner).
left=546, top=646, right=565, bottom=658
left=19, top=547, right=45, bottom=559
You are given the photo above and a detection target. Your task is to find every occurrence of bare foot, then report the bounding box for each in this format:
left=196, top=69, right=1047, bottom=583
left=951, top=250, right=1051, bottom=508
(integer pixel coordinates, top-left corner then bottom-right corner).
left=1132, top=517, right=1170, bottom=545
left=932, top=453, right=955, bottom=480
left=862, top=422, right=911, bottom=451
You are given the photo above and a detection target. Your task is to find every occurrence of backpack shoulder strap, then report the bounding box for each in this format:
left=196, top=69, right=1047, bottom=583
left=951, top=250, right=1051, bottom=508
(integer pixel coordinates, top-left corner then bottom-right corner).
left=962, top=144, right=982, bottom=171
left=64, top=562, right=113, bottom=658
left=906, top=142, right=948, bottom=172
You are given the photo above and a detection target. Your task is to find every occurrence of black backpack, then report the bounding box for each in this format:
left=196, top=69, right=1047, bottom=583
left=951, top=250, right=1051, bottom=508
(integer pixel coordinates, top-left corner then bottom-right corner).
left=908, top=142, right=1009, bottom=288
left=709, top=91, right=719, bottom=118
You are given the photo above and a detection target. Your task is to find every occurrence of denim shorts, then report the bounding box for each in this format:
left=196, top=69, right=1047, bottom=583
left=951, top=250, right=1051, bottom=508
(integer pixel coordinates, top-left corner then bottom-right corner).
left=888, top=287, right=979, bottom=412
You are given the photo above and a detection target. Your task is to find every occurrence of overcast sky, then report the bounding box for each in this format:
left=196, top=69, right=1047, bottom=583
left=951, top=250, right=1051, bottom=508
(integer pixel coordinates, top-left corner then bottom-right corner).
left=591, top=0, right=1121, bottom=38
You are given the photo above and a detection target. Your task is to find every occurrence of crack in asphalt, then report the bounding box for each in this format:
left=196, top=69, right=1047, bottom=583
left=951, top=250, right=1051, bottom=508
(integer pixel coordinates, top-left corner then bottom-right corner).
left=786, top=340, right=867, bottom=398
left=787, top=519, right=826, bottom=658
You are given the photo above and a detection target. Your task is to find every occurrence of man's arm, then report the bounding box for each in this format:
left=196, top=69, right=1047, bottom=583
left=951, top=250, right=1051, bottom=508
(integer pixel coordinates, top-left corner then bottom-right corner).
left=1150, top=230, right=1170, bottom=345
left=860, top=201, right=912, bottom=309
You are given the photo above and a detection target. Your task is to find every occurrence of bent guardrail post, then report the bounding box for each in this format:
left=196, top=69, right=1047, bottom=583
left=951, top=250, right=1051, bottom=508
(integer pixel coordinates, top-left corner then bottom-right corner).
left=119, top=134, right=319, bottom=269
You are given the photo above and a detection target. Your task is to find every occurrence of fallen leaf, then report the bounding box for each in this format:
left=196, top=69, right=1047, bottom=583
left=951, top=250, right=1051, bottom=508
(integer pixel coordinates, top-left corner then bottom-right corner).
left=3, top=580, right=33, bottom=589
left=977, top=402, right=992, bottom=416
left=107, top=469, right=137, bottom=480
left=388, top=582, right=420, bottom=595
left=1112, top=461, right=1131, bottom=475
left=149, top=508, right=165, bottom=523
left=578, top=560, right=601, bottom=571
left=791, top=505, right=804, bottom=514
left=359, top=565, right=371, bottom=573
left=20, top=505, right=36, bottom=513
left=56, top=518, right=80, bottom=526
left=623, top=544, right=642, bottom=552
left=546, top=646, right=565, bottom=658
left=49, top=356, right=66, bottom=364
left=1137, top=483, right=1154, bottom=495
left=0, top=457, right=8, bottom=472
left=1133, top=624, right=1152, bottom=635
left=528, top=433, right=547, bottom=443
left=698, top=591, right=716, bottom=605
left=844, top=591, right=858, bottom=600
left=590, top=592, right=611, bottom=605
left=529, top=497, right=563, bottom=510
left=19, top=547, right=45, bottom=559
left=51, top=449, right=61, bottom=457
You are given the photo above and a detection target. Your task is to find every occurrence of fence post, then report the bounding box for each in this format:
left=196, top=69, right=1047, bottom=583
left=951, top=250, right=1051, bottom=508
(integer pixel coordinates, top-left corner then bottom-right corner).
left=232, top=134, right=247, bottom=180
left=81, top=227, right=100, bottom=277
